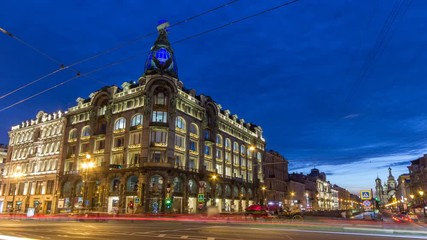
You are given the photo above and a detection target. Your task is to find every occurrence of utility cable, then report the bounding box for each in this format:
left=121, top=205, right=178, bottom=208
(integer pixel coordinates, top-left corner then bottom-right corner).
left=0, top=0, right=239, bottom=99
left=0, top=0, right=300, bottom=112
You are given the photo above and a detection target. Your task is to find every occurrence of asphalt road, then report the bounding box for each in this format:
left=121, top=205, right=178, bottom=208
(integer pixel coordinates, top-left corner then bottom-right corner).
left=0, top=219, right=426, bottom=240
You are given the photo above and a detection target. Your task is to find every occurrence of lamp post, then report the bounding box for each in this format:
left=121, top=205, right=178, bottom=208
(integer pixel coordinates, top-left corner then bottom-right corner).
left=419, top=190, right=425, bottom=217
left=261, top=186, right=266, bottom=206
left=10, top=169, right=23, bottom=214
left=211, top=175, right=217, bottom=207
left=290, top=192, right=295, bottom=208
left=82, top=154, right=94, bottom=212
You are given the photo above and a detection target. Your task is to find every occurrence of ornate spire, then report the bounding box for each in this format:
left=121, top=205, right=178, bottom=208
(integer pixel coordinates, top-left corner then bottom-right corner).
left=143, top=20, right=178, bottom=78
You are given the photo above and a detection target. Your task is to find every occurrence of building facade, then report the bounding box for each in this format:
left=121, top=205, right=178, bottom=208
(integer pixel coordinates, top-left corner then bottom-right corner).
left=0, top=111, right=65, bottom=214
left=56, top=25, right=266, bottom=214
left=262, top=150, right=288, bottom=209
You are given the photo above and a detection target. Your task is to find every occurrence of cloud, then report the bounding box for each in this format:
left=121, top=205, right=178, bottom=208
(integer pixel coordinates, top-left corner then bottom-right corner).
left=342, top=113, right=359, bottom=120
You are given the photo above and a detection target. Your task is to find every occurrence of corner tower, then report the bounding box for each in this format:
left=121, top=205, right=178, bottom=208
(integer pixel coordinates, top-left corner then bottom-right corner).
left=143, top=21, right=178, bottom=79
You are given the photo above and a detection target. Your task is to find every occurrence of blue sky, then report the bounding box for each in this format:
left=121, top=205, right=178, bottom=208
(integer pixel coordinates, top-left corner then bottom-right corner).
left=1, top=0, right=426, bottom=193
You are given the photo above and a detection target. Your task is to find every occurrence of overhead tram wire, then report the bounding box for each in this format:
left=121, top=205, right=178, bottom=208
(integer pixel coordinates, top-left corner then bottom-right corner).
left=0, top=27, right=108, bottom=99
left=0, top=0, right=240, bottom=100
left=0, top=0, right=301, bottom=112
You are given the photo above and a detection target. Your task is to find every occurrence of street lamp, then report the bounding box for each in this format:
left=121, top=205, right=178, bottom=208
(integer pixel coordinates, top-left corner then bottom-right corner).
left=261, top=186, right=266, bottom=206
left=419, top=190, right=425, bottom=217
left=10, top=167, right=24, bottom=214
left=211, top=174, right=217, bottom=206
left=82, top=154, right=95, bottom=212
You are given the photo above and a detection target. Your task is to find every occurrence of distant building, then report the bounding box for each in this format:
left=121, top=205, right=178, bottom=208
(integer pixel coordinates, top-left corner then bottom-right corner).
left=375, top=167, right=397, bottom=205
left=262, top=150, right=288, bottom=209
left=0, top=111, right=64, bottom=214
left=396, top=174, right=410, bottom=211
left=407, top=155, right=427, bottom=205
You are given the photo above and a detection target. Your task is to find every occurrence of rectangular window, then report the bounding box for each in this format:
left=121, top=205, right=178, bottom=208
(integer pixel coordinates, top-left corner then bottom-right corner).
left=9, top=183, right=16, bottom=195
left=225, top=152, right=231, bottom=163
left=80, top=143, right=89, bottom=153
left=248, top=160, right=252, bottom=170
left=175, top=154, right=184, bottom=167
left=233, top=169, right=239, bottom=178
left=46, top=180, right=54, bottom=194
left=216, top=164, right=223, bottom=175
left=35, top=181, right=43, bottom=195
left=28, top=182, right=33, bottom=195
left=233, top=154, right=239, bottom=166
left=128, top=152, right=140, bottom=166
left=18, top=183, right=25, bottom=195
left=152, top=111, right=167, bottom=123
left=151, top=130, right=167, bottom=145
left=248, top=172, right=253, bottom=183
left=111, top=153, right=124, bottom=165
left=130, top=132, right=142, bottom=145
left=67, top=145, right=76, bottom=157
left=151, top=151, right=163, bottom=163
left=95, top=156, right=104, bottom=167
left=241, top=170, right=247, bottom=181
left=189, top=140, right=198, bottom=152
left=175, top=134, right=185, bottom=149
left=241, top=158, right=246, bottom=167
left=216, top=149, right=222, bottom=160
left=204, top=145, right=211, bottom=156
left=204, top=161, right=212, bottom=171
left=114, top=136, right=124, bottom=147
left=95, top=140, right=105, bottom=150
left=225, top=167, right=232, bottom=177
left=188, top=158, right=196, bottom=169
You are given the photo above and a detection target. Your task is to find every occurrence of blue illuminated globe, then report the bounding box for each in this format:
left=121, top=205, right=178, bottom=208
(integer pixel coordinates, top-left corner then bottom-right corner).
left=155, top=48, right=170, bottom=64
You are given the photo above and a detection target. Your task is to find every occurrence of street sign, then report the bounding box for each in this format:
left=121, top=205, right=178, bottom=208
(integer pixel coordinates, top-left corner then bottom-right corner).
left=198, top=194, right=205, bottom=203
left=363, top=200, right=371, bottom=207
left=135, top=198, right=140, bottom=203
left=360, top=190, right=372, bottom=200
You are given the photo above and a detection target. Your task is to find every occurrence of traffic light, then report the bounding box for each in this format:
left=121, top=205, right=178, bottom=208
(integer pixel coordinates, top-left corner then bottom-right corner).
left=165, top=198, right=172, bottom=209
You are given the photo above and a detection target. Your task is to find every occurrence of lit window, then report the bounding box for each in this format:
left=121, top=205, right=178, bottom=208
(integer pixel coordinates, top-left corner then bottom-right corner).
left=114, top=118, right=126, bottom=130
left=204, top=145, right=211, bottom=155
left=225, top=138, right=231, bottom=150
left=189, top=140, right=198, bottom=152
left=190, top=123, right=199, bottom=137
left=131, top=114, right=143, bottom=127
left=216, top=134, right=223, bottom=146
left=175, top=117, right=186, bottom=131
left=68, top=129, right=77, bottom=141
left=175, top=135, right=185, bottom=149
left=154, top=92, right=167, bottom=105
left=152, top=111, right=167, bottom=123
left=151, top=130, right=167, bottom=144
left=233, top=142, right=239, bottom=153
left=81, top=126, right=91, bottom=137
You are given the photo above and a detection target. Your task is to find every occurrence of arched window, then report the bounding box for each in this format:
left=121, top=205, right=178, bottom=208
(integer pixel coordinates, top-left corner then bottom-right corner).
left=188, top=179, right=197, bottom=195
left=233, top=186, right=239, bottom=197
left=111, top=178, right=120, bottom=192
left=81, top=126, right=91, bottom=137
left=173, top=177, right=183, bottom=193
left=190, top=123, right=199, bottom=137
left=225, top=185, right=231, bottom=198
left=114, top=118, right=126, bottom=130
left=131, top=114, right=143, bottom=127
left=68, top=129, right=77, bottom=141
left=225, top=138, right=231, bottom=150
left=233, top=142, right=239, bottom=153
left=241, top=187, right=246, bottom=197
left=175, top=117, right=186, bottom=132
left=216, top=134, right=223, bottom=146
left=149, top=175, right=163, bottom=193
left=216, top=184, right=222, bottom=197
left=240, top=145, right=246, bottom=155
left=126, top=176, right=139, bottom=191
left=248, top=189, right=253, bottom=198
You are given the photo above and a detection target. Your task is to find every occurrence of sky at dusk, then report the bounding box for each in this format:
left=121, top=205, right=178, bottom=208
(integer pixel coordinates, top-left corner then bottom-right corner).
left=1, top=0, right=427, bottom=194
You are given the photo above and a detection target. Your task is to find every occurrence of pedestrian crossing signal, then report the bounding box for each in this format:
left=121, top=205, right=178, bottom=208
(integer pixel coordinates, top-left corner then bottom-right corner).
left=360, top=190, right=372, bottom=200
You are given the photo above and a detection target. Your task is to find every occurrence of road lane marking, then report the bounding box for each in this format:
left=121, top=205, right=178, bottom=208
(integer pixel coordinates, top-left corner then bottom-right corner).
left=180, top=236, right=188, bottom=239
left=207, top=238, right=215, bottom=240
left=0, top=235, right=35, bottom=240
left=158, top=234, right=166, bottom=237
